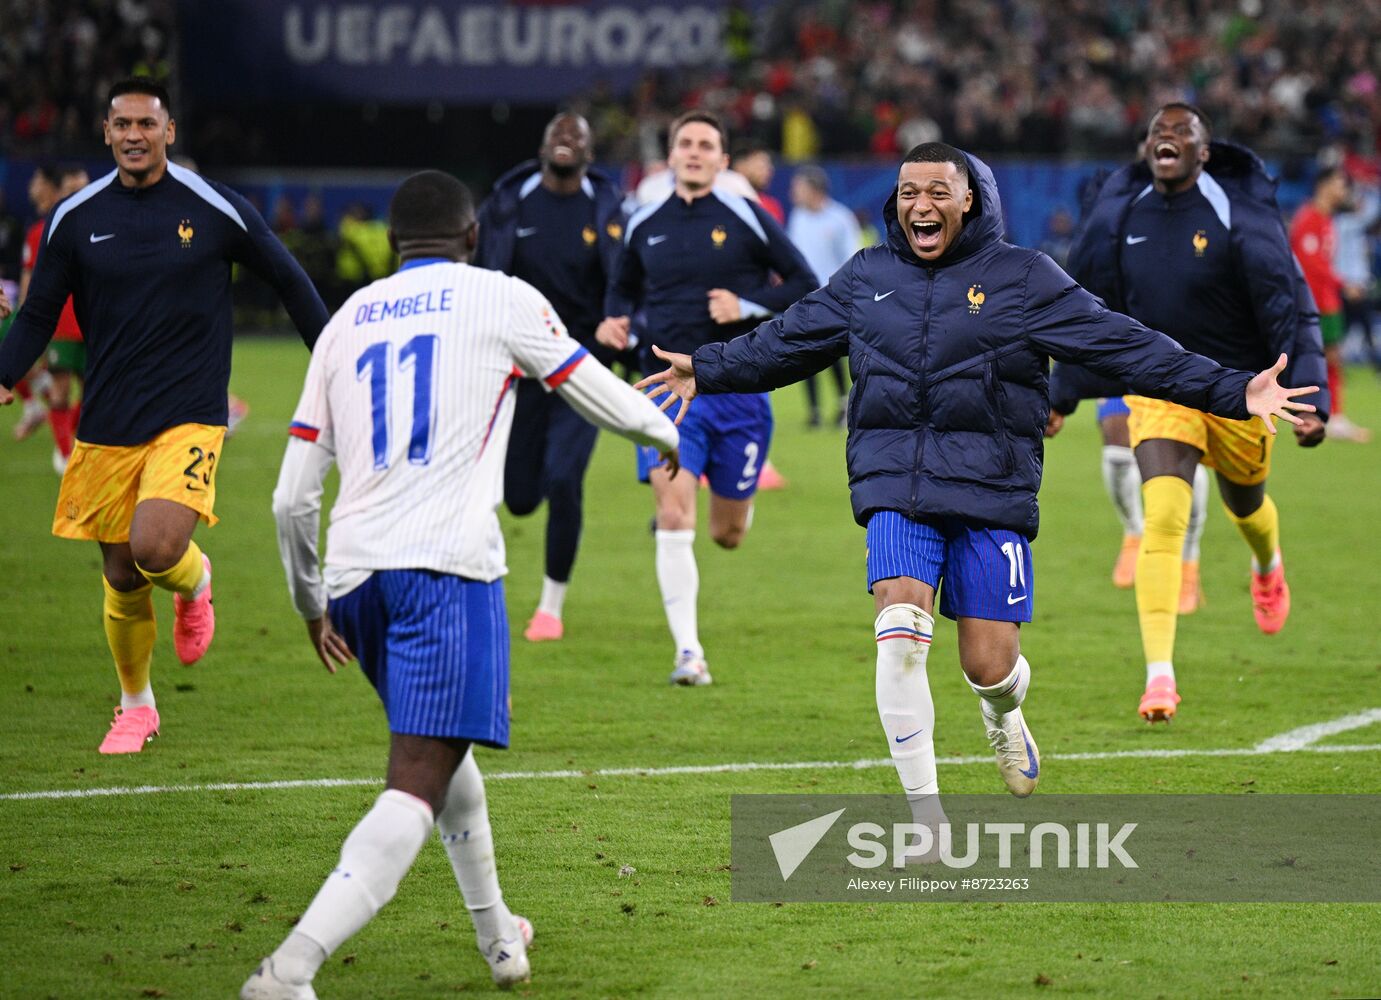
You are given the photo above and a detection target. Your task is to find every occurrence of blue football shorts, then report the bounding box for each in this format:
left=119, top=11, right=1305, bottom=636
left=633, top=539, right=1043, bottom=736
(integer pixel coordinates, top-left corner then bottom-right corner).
left=328, top=570, right=510, bottom=746
left=1096, top=396, right=1131, bottom=422
left=637, top=391, right=773, bottom=500
left=865, top=510, right=1034, bottom=622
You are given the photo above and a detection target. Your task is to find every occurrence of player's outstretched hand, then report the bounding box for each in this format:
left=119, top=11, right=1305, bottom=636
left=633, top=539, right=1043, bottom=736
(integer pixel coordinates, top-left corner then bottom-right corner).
left=0, top=384, right=12, bottom=407
left=707, top=288, right=741, bottom=324
left=596, top=316, right=631, bottom=350
left=1245, top=354, right=1317, bottom=434
left=1044, top=410, right=1065, bottom=438
left=1293, top=412, right=1326, bottom=447
left=634, top=345, right=697, bottom=425
left=306, top=615, right=355, bottom=674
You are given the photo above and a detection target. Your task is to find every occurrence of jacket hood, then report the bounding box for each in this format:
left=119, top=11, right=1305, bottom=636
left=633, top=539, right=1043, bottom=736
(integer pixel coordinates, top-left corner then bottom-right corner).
left=490, top=158, right=621, bottom=197
left=1100, top=140, right=1279, bottom=206
left=883, top=150, right=1006, bottom=266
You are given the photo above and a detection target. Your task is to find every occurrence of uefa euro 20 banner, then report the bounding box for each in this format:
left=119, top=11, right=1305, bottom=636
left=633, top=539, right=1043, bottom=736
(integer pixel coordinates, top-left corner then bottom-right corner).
left=179, top=0, right=733, bottom=103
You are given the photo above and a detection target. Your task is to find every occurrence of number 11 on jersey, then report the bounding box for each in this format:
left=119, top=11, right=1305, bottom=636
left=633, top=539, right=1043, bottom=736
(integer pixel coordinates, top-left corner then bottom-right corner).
left=356, top=334, right=438, bottom=470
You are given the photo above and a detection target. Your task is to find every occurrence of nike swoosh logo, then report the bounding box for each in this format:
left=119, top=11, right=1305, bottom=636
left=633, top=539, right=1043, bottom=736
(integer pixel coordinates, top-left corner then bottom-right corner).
left=516, top=227, right=538, bottom=238
left=895, top=729, right=924, bottom=744
left=736, top=477, right=756, bottom=491
left=90, top=233, right=116, bottom=243
left=1007, top=593, right=1026, bottom=605
left=1019, top=729, right=1039, bottom=779
left=1125, top=235, right=1149, bottom=245
left=873, top=290, right=895, bottom=301
left=648, top=235, right=669, bottom=245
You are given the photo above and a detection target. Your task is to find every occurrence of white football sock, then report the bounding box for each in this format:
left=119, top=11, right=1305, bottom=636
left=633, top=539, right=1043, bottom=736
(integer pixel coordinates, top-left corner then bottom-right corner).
left=969, top=654, right=1031, bottom=725
left=1146, top=660, right=1175, bottom=685
left=875, top=604, right=938, bottom=800
left=1101, top=445, right=1144, bottom=536
left=655, top=529, right=701, bottom=657
left=1251, top=550, right=1281, bottom=575
left=537, top=576, right=567, bottom=619
left=1182, top=465, right=1209, bottom=562
left=120, top=684, right=156, bottom=711
left=437, top=749, right=514, bottom=943
left=276, top=789, right=434, bottom=981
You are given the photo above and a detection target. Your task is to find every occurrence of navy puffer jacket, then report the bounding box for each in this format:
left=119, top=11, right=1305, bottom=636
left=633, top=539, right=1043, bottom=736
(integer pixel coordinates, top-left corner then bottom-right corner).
left=693, top=151, right=1255, bottom=539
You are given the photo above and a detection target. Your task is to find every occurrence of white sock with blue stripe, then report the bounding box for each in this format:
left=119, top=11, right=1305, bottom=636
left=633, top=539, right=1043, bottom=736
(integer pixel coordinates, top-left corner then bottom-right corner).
left=273, top=789, right=434, bottom=983
left=970, top=655, right=1031, bottom=724
left=438, top=749, right=515, bottom=944
left=875, top=604, right=939, bottom=805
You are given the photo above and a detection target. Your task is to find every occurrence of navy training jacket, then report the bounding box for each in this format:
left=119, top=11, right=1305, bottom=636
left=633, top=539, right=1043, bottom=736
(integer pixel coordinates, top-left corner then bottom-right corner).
left=1050, top=141, right=1328, bottom=418
left=474, top=160, right=626, bottom=355
left=0, top=163, right=327, bottom=446
left=692, top=151, right=1255, bottom=539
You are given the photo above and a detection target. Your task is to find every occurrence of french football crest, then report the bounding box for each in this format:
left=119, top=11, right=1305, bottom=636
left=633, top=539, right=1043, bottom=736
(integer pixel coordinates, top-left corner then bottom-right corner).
left=606, top=221, right=623, bottom=240
left=711, top=226, right=727, bottom=248
left=178, top=219, right=194, bottom=247
left=582, top=225, right=597, bottom=246
left=967, top=284, right=985, bottom=314
left=1192, top=230, right=1207, bottom=256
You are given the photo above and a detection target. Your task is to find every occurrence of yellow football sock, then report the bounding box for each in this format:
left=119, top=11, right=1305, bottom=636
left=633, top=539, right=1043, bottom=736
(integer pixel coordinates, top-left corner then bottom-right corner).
left=103, top=577, right=156, bottom=696
left=139, top=540, right=207, bottom=597
left=1136, top=476, right=1193, bottom=665
left=1223, top=494, right=1279, bottom=570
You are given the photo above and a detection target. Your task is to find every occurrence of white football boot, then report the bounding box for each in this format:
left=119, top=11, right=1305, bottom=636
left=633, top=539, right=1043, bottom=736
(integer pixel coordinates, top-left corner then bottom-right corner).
left=669, top=649, right=712, bottom=686
left=480, top=912, right=533, bottom=989
left=240, top=957, right=318, bottom=1000
left=983, top=704, right=1040, bottom=797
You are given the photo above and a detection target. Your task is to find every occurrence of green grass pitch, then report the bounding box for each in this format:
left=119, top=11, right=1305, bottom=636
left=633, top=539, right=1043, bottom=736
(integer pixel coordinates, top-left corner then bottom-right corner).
left=1, top=338, right=1378, bottom=998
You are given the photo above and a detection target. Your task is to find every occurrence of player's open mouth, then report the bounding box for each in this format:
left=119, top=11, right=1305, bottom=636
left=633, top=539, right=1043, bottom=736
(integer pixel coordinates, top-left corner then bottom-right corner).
left=1154, top=141, right=1180, bottom=163
left=911, top=220, right=943, bottom=250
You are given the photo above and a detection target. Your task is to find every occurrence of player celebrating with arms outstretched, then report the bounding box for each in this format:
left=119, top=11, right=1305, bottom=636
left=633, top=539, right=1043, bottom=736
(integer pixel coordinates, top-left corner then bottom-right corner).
left=1051, top=104, right=1328, bottom=722
left=0, top=78, right=328, bottom=754
left=638, top=143, right=1315, bottom=834
left=244, top=172, right=677, bottom=997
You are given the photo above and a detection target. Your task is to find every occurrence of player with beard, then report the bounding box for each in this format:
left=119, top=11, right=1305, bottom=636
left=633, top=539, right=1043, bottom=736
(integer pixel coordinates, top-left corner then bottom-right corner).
left=474, top=113, right=628, bottom=641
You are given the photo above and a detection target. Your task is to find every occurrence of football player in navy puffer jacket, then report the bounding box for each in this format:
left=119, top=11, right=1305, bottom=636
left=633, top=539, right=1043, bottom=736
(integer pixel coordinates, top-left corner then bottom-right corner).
left=637, top=142, right=1317, bottom=838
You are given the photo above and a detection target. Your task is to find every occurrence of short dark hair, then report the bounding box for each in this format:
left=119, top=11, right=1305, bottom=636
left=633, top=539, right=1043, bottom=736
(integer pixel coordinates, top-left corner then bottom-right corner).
left=107, top=77, right=173, bottom=116
left=902, top=142, right=969, bottom=183
left=58, top=163, right=87, bottom=183
left=31, top=164, right=62, bottom=188
left=1313, top=165, right=1346, bottom=193
left=389, top=170, right=474, bottom=240
left=1152, top=102, right=1212, bottom=138
left=669, top=111, right=728, bottom=155
left=730, top=138, right=770, bottom=162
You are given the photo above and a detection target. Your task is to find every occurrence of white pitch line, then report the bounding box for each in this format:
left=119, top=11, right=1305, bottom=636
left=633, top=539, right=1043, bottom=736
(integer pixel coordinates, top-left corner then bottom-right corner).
left=2, top=742, right=1379, bottom=803
left=1253, top=708, right=1381, bottom=752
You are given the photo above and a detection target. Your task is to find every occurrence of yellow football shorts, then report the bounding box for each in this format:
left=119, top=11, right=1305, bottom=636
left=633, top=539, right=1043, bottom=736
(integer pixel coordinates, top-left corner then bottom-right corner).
left=53, top=423, right=226, bottom=542
left=1126, top=396, right=1273, bottom=485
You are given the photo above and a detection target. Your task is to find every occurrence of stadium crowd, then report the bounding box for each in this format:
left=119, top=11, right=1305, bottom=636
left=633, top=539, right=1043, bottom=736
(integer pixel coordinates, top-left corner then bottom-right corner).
left=578, top=0, right=1381, bottom=164
left=0, top=0, right=174, bottom=156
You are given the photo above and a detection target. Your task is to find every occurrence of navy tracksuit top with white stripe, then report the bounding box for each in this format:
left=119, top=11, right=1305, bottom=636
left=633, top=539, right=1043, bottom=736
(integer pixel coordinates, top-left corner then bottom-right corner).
left=0, top=162, right=328, bottom=446
left=606, top=188, right=817, bottom=361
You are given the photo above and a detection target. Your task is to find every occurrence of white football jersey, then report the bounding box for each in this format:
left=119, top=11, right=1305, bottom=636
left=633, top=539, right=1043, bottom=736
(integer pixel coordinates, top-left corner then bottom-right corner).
left=289, top=259, right=592, bottom=592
